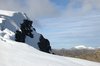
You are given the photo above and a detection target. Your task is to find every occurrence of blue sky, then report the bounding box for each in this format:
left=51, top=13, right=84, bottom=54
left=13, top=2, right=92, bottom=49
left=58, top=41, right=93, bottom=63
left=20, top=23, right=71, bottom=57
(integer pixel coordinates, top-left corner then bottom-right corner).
left=0, top=0, right=100, bottom=49
left=38, top=15, right=100, bottom=49
left=50, top=0, right=69, bottom=9
left=37, top=0, right=100, bottom=49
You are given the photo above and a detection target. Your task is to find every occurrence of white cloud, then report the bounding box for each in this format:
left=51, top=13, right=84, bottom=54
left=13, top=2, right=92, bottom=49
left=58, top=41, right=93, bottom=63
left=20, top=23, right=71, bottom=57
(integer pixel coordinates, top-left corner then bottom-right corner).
left=39, top=14, right=100, bottom=47
left=31, top=0, right=100, bottom=48
left=0, top=0, right=59, bottom=18
left=64, top=0, right=100, bottom=16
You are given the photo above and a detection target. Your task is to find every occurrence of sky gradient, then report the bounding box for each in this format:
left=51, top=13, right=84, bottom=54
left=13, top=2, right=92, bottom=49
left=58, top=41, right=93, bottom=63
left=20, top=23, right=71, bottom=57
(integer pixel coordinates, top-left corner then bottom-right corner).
left=37, top=0, right=100, bottom=49
left=0, top=0, right=100, bottom=49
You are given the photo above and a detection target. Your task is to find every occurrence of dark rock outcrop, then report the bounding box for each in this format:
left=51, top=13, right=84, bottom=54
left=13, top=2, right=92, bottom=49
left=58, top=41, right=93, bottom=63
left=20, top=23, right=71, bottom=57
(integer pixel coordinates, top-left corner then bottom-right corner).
left=15, top=19, right=33, bottom=43
left=15, top=30, right=26, bottom=42
left=38, top=34, right=52, bottom=53
left=15, top=19, right=52, bottom=53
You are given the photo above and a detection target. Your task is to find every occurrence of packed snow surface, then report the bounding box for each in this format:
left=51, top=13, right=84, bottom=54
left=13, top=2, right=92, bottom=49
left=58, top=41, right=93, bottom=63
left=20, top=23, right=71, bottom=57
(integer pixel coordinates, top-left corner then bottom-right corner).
left=0, top=37, right=100, bottom=66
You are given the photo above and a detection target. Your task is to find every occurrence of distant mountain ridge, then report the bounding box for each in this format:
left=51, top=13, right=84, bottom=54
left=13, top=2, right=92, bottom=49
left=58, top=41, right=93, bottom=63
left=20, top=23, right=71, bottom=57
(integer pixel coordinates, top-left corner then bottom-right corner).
left=72, top=45, right=100, bottom=50
left=52, top=45, right=100, bottom=62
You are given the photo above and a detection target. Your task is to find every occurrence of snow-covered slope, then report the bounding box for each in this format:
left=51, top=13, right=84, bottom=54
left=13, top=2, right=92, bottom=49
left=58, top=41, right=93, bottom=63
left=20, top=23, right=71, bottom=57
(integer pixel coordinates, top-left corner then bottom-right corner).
left=0, top=36, right=100, bottom=66
left=0, top=10, right=100, bottom=66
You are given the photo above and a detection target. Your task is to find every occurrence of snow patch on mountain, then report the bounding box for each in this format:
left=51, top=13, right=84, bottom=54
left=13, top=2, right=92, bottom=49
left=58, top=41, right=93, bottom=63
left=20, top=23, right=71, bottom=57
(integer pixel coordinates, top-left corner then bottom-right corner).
left=72, top=45, right=95, bottom=50
left=0, top=10, right=15, bottom=16
left=25, top=30, right=40, bottom=49
left=0, top=28, right=15, bottom=40
left=0, top=10, right=25, bottom=32
left=0, top=10, right=41, bottom=49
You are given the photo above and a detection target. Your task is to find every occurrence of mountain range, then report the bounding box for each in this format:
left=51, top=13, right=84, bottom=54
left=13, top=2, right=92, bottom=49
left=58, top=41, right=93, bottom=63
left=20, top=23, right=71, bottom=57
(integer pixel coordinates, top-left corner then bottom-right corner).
left=72, top=45, right=100, bottom=50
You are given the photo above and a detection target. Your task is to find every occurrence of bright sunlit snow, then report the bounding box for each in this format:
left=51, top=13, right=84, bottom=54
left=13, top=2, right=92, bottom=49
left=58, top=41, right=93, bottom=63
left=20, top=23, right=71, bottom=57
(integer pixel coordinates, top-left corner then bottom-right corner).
left=0, top=36, right=100, bottom=66
left=0, top=10, right=100, bottom=66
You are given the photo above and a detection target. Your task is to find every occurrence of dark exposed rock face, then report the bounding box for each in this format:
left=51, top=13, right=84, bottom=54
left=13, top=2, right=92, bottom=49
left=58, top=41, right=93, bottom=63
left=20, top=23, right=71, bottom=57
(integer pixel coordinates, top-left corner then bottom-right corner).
left=15, top=19, right=52, bottom=53
left=15, top=19, right=33, bottom=42
left=20, top=20, right=33, bottom=38
left=15, top=30, right=26, bottom=42
left=38, top=34, right=51, bottom=53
